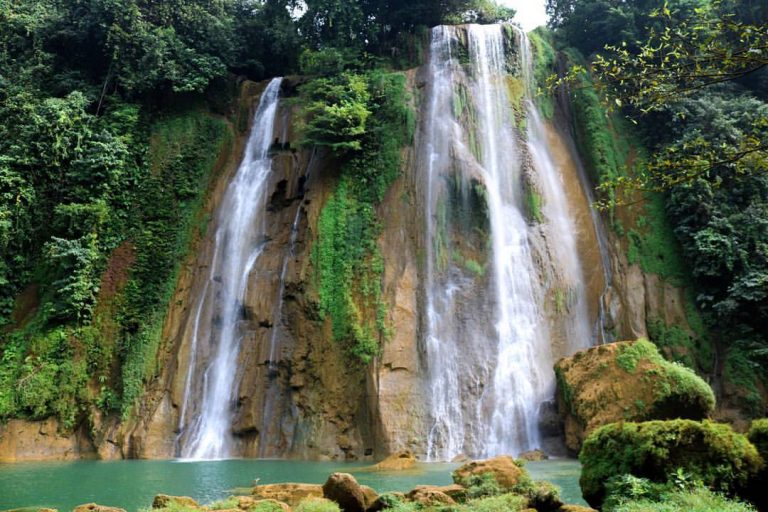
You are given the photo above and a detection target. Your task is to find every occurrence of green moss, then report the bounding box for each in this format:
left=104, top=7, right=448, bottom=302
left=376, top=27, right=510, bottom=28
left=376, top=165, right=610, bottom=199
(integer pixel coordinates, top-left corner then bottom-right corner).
left=120, top=109, right=231, bottom=418
left=524, top=187, right=544, bottom=224
left=579, top=419, right=763, bottom=509
left=528, top=27, right=557, bottom=119
left=616, top=339, right=658, bottom=372
left=617, top=340, right=715, bottom=415
left=555, top=365, right=577, bottom=417
left=309, top=71, right=411, bottom=363
left=627, top=194, right=688, bottom=284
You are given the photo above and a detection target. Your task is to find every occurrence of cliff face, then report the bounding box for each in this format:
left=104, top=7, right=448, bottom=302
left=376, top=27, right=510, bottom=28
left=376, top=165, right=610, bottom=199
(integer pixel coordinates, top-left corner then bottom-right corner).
left=0, top=34, right=704, bottom=462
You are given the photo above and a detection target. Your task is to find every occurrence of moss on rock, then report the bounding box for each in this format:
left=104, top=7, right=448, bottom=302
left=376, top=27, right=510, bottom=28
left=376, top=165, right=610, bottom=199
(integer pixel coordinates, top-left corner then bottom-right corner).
left=554, top=339, right=715, bottom=452
left=579, top=419, right=763, bottom=509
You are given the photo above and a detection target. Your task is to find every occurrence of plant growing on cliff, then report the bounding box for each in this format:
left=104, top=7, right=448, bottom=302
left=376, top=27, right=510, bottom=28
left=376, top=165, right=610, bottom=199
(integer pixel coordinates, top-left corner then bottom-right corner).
left=307, top=71, right=411, bottom=363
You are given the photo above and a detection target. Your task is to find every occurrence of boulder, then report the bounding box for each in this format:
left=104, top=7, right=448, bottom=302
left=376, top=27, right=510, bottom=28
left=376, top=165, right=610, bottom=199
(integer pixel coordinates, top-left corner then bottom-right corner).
left=452, top=455, right=524, bottom=489
left=370, top=450, right=416, bottom=471
left=405, top=486, right=455, bottom=507
left=554, top=339, right=715, bottom=452
left=518, top=449, right=548, bottom=461
left=527, top=481, right=563, bottom=512
left=580, top=419, right=762, bottom=509
left=253, top=484, right=323, bottom=507
left=359, top=485, right=378, bottom=509
left=73, top=505, right=126, bottom=512
left=433, top=484, right=466, bottom=501
left=322, top=473, right=366, bottom=512
left=557, top=506, right=597, bottom=512
left=151, top=495, right=198, bottom=509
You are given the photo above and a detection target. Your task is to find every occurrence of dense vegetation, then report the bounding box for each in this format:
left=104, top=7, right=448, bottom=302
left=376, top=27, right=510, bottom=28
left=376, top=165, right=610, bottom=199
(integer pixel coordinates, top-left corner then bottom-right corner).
left=579, top=419, right=763, bottom=508
left=547, top=0, right=768, bottom=417
left=0, top=0, right=514, bottom=425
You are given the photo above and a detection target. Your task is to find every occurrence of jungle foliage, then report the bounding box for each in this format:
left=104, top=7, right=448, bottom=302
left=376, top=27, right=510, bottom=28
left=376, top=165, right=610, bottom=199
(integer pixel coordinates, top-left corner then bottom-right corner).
left=0, top=0, right=514, bottom=425
left=548, top=0, right=768, bottom=417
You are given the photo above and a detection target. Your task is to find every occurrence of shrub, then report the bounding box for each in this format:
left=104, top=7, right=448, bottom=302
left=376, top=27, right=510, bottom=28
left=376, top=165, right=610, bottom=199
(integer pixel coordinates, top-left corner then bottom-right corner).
left=611, top=486, right=755, bottom=512
left=466, top=473, right=504, bottom=499
left=455, top=493, right=528, bottom=512
left=579, top=419, right=762, bottom=508
left=294, top=497, right=340, bottom=512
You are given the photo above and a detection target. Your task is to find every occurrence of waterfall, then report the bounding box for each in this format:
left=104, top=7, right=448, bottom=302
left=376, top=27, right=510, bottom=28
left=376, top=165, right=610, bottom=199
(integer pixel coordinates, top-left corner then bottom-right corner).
left=177, top=78, right=283, bottom=460
left=420, top=25, right=599, bottom=460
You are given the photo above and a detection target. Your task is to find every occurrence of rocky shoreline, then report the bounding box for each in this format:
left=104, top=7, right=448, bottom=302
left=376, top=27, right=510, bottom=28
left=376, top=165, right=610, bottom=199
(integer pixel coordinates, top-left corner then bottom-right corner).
left=5, top=455, right=593, bottom=512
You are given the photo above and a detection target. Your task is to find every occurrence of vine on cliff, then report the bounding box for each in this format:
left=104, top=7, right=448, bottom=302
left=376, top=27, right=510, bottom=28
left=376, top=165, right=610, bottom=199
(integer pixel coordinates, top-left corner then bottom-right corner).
left=303, top=70, right=412, bottom=363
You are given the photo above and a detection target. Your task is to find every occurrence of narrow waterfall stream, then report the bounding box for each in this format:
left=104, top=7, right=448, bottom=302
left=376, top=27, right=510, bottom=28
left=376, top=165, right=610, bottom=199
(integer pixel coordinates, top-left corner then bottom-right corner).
left=421, top=25, right=600, bottom=460
left=176, top=78, right=283, bottom=459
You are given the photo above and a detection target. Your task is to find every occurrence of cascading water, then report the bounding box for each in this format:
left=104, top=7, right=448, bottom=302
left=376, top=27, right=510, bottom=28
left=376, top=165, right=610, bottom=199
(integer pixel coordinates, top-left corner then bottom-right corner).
left=421, top=25, right=600, bottom=460
left=176, top=78, right=283, bottom=460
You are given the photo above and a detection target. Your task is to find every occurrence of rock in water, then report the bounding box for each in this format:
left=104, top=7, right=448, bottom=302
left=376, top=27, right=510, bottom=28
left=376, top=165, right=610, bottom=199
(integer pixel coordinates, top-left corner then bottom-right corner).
left=152, top=495, right=199, bottom=509
left=252, top=483, right=323, bottom=507
left=452, top=455, right=524, bottom=489
left=554, top=339, right=715, bottom=452
left=371, top=450, right=416, bottom=470
left=322, top=473, right=367, bottom=512
left=405, top=486, right=456, bottom=506
left=73, top=505, right=126, bottom=512
left=518, top=449, right=548, bottom=461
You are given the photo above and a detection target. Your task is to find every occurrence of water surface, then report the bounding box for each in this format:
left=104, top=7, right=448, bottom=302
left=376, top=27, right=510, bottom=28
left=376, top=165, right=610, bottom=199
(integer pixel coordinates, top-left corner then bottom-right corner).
left=0, top=458, right=584, bottom=511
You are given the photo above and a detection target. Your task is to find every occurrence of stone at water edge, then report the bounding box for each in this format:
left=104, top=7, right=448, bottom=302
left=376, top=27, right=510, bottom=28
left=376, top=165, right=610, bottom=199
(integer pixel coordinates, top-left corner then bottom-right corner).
left=151, top=495, right=199, bottom=509
left=252, top=483, right=323, bottom=507
left=557, top=506, right=598, bottom=512
left=370, top=450, right=416, bottom=470
left=322, top=472, right=369, bottom=512
left=405, top=486, right=456, bottom=507
left=452, top=455, right=524, bottom=489
left=232, top=496, right=291, bottom=511
left=518, top=449, right=548, bottom=461
left=251, top=499, right=291, bottom=512
left=366, top=492, right=407, bottom=512
left=73, top=504, right=126, bottom=512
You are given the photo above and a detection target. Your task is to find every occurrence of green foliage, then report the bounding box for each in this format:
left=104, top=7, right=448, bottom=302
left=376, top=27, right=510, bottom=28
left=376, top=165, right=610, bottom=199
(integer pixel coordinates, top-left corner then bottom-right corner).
left=647, top=318, right=713, bottom=374
left=528, top=28, right=556, bottom=119
left=300, top=73, right=372, bottom=153
left=119, top=110, right=230, bottom=417
left=723, top=347, right=763, bottom=417
left=309, top=71, right=411, bottom=364
left=579, top=419, right=763, bottom=508
left=746, top=418, right=768, bottom=458
left=451, top=493, right=528, bottom=512
left=249, top=500, right=289, bottom=512
left=465, top=473, right=504, bottom=499
left=612, top=486, right=756, bottom=512
left=626, top=193, right=688, bottom=283
left=294, top=497, right=341, bottom=512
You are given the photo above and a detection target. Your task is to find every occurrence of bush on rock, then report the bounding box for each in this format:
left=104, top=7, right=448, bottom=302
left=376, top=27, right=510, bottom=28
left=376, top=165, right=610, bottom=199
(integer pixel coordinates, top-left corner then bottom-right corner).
left=579, top=419, right=762, bottom=509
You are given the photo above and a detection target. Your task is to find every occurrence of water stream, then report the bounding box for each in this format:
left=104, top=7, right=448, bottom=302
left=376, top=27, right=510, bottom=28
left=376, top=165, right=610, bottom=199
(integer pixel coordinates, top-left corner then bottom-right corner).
left=421, top=25, right=600, bottom=460
left=176, top=78, right=283, bottom=460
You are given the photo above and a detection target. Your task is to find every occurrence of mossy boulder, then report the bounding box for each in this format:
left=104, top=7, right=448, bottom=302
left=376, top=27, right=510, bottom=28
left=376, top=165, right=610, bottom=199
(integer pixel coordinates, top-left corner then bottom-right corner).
left=452, top=455, right=525, bottom=490
left=555, top=339, right=715, bottom=452
left=579, top=419, right=763, bottom=509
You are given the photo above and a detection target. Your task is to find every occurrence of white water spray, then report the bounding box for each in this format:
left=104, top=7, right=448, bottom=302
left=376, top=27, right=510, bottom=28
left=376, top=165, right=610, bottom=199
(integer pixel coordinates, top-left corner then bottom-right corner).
left=177, top=78, right=283, bottom=460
